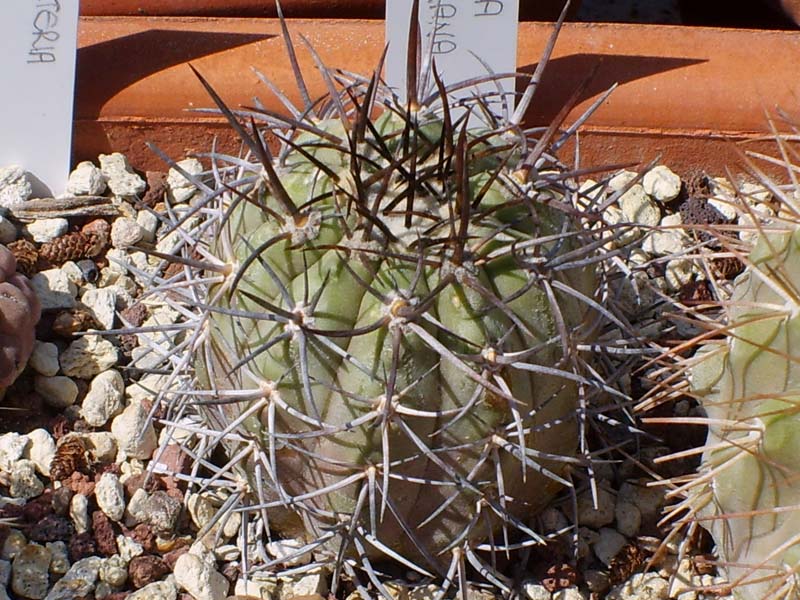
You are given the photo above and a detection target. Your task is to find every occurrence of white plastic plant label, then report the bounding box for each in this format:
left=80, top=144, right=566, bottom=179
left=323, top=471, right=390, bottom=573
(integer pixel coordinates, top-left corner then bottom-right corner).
left=385, top=0, right=520, bottom=111
left=0, top=1, right=81, bottom=196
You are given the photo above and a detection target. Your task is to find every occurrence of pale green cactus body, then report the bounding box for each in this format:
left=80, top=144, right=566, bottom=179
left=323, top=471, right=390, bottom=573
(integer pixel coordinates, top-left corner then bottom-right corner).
left=150, top=7, right=625, bottom=594
left=689, top=227, right=800, bottom=599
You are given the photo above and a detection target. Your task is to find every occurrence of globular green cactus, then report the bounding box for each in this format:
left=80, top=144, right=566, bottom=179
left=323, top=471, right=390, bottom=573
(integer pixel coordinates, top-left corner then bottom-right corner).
left=144, top=2, right=629, bottom=595
left=676, top=223, right=800, bottom=600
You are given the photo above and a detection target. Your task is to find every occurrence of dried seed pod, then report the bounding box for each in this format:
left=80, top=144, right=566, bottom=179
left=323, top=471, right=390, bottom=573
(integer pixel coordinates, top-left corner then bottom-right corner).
left=50, top=435, right=88, bottom=481
left=39, top=219, right=110, bottom=265
left=6, top=239, right=39, bottom=277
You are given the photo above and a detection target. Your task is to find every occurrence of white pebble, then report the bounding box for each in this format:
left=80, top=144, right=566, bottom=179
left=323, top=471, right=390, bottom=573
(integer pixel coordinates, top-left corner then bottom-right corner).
left=128, top=575, right=177, bottom=600
left=280, top=568, right=329, bottom=597
left=81, top=288, right=117, bottom=330
left=234, top=577, right=278, bottom=598
left=111, top=217, right=145, bottom=249
left=8, top=460, right=44, bottom=499
left=707, top=197, right=737, bottom=221
left=643, top=165, right=681, bottom=202
left=136, top=209, right=159, bottom=243
left=608, top=170, right=639, bottom=192
left=95, top=472, right=126, bottom=521
left=115, top=535, right=144, bottom=564
left=167, top=158, right=203, bottom=204
left=0, top=432, right=29, bottom=472
left=266, top=538, right=311, bottom=566
left=30, top=269, right=77, bottom=310
left=23, top=429, right=56, bottom=477
left=25, top=218, right=68, bottom=243
left=642, top=213, right=688, bottom=257
left=620, top=185, right=661, bottom=228
left=60, top=334, right=118, bottom=379
left=34, top=375, right=78, bottom=408
left=0, top=166, right=32, bottom=209
left=607, top=573, right=669, bottom=600
left=66, top=161, right=107, bottom=196
left=59, top=261, right=85, bottom=286
left=70, top=494, right=90, bottom=534
left=99, top=153, right=146, bottom=197
left=173, top=552, right=228, bottom=600
left=553, top=589, right=585, bottom=600
left=83, top=432, right=118, bottom=464
left=11, top=543, right=51, bottom=599
left=29, top=341, right=59, bottom=376
left=111, top=399, right=157, bottom=460
left=81, top=369, right=125, bottom=427
left=664, top=258, right=698, bottom=291
left=523, top=582, right=552, bottom=600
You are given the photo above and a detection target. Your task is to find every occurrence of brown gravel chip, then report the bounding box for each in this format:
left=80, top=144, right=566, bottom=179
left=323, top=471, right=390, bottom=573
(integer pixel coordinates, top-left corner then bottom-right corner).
left=51, top=307, right=100, bottom=337
left=129, top=555, right=171, bottom=588
left=92, top=510, right=118, bottom=556
left=142, top=171, right=169, bottom=207
left=162, top=544, right=190, bottom=570
left=123, top=473, right=163, bottom=498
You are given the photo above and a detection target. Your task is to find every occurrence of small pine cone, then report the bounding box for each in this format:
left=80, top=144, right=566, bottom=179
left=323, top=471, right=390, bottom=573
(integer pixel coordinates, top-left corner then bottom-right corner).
left=50, top=435, right=88, bottom=481
left=39, top=219, right=110, bottom=265
left=712, top=255, right=744, bottom=280
left=7, top=239, right=39, bottom=276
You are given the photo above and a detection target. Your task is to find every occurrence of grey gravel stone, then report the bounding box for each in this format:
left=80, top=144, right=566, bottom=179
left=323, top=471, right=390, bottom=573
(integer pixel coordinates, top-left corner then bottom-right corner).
left=11, top=543, right=51, bottom=599
left=594, top=527, right=628, bottom=566
left=29, top=341, right=59, bottom=376
left=34, top=375, right=79, bottom=409
left=9, top=460, right=44, bottom=499
left=45, top=541, right=69, bottom=575
left=44, top=556, right=101, bottom=600
left=577, top=485, right=616, bottom=528
left=31, top=269, right=77, bottom=310
left=0, top=214, right=16, bottom=244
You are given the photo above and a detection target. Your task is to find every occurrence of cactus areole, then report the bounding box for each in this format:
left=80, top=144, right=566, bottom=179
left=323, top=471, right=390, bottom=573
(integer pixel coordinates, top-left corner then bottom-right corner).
left=168, top=2, right=617, bottom=593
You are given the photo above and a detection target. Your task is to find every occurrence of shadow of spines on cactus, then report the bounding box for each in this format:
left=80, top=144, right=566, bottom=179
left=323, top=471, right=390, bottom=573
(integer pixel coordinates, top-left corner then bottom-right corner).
left=640, top=124, right=800, bottom=600
left=130, top=2, right=647, bottom=596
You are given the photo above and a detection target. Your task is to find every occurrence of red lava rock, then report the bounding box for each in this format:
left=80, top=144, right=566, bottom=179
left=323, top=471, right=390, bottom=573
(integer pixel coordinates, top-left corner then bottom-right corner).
left=129, top=555, right=171, bottom=588
left=50, top=414, right=73, bottom=440
left=21, top=490, right=54, bottom=521
left=94, top=463, right=122, bottom=480
left=68, top=532, right=97, bottom=562
left=162, top=544, right=190, bottom=570
left=126, top=523, right=157, bottom=554
left=102, top=593, right=130, bottom=600
left=92, top=511, right=118, bottom=556
left=28, top=515, right=74, bottom=543
left=65, top=472, right=95, bottom=497
left=142, top=171, right=168, bottom=207
left=123, top=473, right=163, bottom=498
left=153, top=444, right=189, bottom=476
